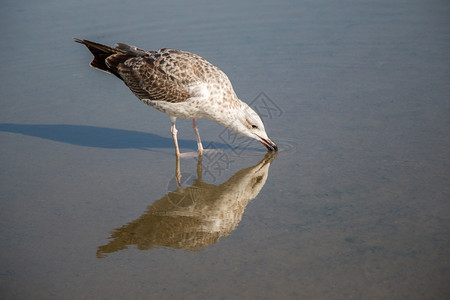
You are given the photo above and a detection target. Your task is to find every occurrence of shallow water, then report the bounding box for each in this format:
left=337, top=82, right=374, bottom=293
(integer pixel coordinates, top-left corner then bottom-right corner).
left=1, top=0, right=449, bottom=299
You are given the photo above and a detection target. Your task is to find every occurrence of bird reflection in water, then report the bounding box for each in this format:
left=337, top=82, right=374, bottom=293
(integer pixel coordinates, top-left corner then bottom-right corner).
left=97, top=152, right=277, bottom=258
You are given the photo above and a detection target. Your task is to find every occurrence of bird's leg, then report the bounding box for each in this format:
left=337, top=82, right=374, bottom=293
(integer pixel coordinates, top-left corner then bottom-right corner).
left=171, top=117, right=181, bottom=157
left=175, top=152, right=181, bottom=186
left=196, top=151, right=203, bottom=181
left=171, top=118, right=182, bottom=183
left=192, top=119, right=204, bottom=154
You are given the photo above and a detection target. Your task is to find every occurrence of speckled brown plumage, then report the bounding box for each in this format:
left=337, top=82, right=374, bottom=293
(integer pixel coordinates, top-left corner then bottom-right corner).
left=75, top=39, right=235, bottom=106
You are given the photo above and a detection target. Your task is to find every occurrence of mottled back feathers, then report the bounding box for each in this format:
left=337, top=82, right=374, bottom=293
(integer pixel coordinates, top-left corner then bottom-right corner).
left=75, top=39, right=233, bottom=104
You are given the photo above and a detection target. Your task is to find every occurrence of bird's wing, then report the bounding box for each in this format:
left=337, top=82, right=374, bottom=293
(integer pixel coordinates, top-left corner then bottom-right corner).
left=105, top=48, right=222, bottom=103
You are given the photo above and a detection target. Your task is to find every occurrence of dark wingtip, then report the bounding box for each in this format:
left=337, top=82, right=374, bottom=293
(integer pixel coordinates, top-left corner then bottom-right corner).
left=74, top=38, right=125, bottom=79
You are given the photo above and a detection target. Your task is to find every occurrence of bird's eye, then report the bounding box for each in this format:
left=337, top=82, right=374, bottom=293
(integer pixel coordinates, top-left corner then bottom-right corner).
left=252, top=125, right=258, bottom=129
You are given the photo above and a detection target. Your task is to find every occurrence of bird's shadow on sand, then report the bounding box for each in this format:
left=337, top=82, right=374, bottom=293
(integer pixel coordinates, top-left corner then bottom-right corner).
left=0, top=123, right=261, bottom=152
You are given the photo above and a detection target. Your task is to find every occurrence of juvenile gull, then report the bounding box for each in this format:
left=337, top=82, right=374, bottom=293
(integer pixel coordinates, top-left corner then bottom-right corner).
left=75, top=39, right=277, bottom=155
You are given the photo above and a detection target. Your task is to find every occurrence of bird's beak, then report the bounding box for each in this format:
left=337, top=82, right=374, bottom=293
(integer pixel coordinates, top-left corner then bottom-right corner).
left=258, top=136, right=278, bottom=152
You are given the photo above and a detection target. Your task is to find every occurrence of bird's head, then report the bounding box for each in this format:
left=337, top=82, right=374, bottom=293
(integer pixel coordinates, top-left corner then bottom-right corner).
left=227, top=102, right=278, bottom=151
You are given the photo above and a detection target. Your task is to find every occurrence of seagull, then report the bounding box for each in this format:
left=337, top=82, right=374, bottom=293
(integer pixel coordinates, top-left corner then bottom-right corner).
left=75, top=39, right=277, bottom=155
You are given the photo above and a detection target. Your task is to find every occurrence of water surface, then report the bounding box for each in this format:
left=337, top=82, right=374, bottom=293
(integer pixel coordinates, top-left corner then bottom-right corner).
left=1, top=0, right=449, bottom=299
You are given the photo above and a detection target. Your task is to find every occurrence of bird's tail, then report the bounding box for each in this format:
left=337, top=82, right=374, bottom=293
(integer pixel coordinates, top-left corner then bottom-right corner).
left=74, top=38, right=126, bottom=77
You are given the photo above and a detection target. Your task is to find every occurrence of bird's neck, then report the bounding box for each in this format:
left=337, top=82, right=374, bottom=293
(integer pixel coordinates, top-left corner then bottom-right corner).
left=204, top=95, right=243, bottom=129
